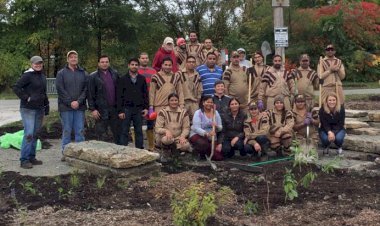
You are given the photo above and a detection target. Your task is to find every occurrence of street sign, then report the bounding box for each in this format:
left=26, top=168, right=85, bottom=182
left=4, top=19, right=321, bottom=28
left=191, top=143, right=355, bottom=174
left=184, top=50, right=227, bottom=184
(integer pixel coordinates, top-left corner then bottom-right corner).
left=274, top=27, right=288, bottom=47
left=272, top=0, right=289, bottom=7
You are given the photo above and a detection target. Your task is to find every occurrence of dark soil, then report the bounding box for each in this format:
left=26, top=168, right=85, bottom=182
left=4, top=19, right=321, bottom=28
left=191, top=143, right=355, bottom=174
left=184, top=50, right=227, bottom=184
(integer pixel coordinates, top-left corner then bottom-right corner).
left=1, top=99, right=380, bottom=225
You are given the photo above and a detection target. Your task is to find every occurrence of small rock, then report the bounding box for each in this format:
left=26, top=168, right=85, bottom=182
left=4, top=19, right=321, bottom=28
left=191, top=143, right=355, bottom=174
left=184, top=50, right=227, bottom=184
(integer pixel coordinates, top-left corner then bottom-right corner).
left=375, top=157, right=380, bottom=165
left=323, top=195, right=331, bottom=200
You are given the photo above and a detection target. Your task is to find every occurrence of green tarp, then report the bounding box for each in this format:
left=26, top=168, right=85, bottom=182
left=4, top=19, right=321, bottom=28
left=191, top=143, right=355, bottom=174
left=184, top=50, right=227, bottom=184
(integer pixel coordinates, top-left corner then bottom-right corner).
left=0, top=130, right=41, bottom=151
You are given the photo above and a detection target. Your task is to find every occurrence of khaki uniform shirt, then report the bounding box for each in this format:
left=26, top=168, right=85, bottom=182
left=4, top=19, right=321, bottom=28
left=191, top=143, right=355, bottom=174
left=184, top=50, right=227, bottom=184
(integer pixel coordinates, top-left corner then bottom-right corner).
left=244, top=112, right=270, bottom=145
left=149, top=71, right=184, bottom=108
left=259, top=67, right=295, bottom=100
left=155, top=106, right=190, bottom=139
left=267, top=109, right=294, bottom=135
left=222, top=66, right=248, bottom=107
left=186, top=42, right=204, bottom=66
left=319, top=56, right=345, bottom=87
left=292, top=66, right=319, bottom=99
left=177, top=68, right=202, bottom=102
left=247, top=64, right=269, bottom=101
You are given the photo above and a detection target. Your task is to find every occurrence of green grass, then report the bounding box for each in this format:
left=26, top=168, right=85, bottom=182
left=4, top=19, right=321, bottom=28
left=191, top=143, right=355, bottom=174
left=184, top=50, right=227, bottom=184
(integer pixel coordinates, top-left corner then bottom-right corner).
left=0, top=88, right=57, bottom=100
left=343, top=81, right=379, bottom=89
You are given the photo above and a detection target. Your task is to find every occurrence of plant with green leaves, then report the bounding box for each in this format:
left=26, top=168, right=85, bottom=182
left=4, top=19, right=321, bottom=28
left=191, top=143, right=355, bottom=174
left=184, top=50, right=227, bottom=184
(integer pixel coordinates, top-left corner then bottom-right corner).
left=171, top=182, right=219, bottom=226
left=283, top=168, right=298, bottom=201
left=20, top=181, right=37, bottom=196
left=321, top=157, right=341, bottom=174
left=96, top=175, right=107, bottom=190
left=244, top=200, right=259, bottom=215
left=300, top=171, right=317, bottom=188
left=69, top=173, right=80, bottom=188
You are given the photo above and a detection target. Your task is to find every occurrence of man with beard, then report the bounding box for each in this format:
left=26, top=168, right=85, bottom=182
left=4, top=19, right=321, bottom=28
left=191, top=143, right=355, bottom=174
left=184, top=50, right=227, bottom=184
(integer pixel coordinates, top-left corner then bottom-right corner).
left=87, top=55, right=120, bottom=144
left=138, top=52, right=157, bottom=151
left=175, top=37, right=187, bottom=70
left=196, top=52, right=223, bottom=96
left=177, top=56, right=202, bottom=120
left=319, top=44, right=346, bottom=104
left=202, top=38, right=223, bottom=66
left=258, top=55, right=295, bottom=111
left=291, top=54, right=319, bottom=108
left=246, top=51, right=269, bottom=104
left=186, top=31, right=204, bottom=66
left=152, top=37, right=179, bottom=73
left=117, top=58, right=148, bottom=148
left=149, top=57, right=184, bottom=116
left=222, top=51, right=248, bottom=110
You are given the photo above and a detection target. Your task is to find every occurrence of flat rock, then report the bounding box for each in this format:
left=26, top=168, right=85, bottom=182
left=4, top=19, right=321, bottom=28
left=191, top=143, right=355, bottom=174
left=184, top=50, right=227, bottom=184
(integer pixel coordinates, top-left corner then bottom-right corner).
left=368, top=122, right=380, bottom=129
left=346, top=127, right=380, bottom=136
left=345, top=110, right=368, bottom=118
left=368, top=111, right=380, bottom=122
left=64, top=140, right=160, bottom=169
left=345, top=119, right=370, bottom=129
left=343, top=135, right=380, bottom=154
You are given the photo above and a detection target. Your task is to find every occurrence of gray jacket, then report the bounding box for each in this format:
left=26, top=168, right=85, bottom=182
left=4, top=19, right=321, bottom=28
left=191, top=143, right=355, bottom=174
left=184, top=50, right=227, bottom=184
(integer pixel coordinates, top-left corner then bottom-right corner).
left=56, top=65, right=88, bottom=112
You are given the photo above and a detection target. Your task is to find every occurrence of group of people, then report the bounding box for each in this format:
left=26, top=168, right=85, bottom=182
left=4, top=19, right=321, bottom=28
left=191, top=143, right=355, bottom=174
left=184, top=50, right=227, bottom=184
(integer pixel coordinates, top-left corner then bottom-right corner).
left=13, top=32, right=347, bottom=168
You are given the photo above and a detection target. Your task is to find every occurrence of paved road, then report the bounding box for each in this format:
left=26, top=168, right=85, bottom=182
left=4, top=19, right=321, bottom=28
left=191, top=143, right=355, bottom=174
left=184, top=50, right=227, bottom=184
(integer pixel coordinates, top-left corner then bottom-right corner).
left=0, top=99, right=57, bottom=127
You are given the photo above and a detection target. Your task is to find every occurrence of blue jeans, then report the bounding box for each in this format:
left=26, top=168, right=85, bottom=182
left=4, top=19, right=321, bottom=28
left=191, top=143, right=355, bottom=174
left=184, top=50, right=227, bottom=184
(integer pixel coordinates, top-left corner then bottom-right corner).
left=244, top=135, right=270, bottom=156
left=319, top=129, right=346, bottom=148
left=60, top=110, right=85, bottom=152
left=20, top=108, right=44, bottom=163
left=120, top=107, right=144, bottom=149
left=222, top=137, right=245, bottom=158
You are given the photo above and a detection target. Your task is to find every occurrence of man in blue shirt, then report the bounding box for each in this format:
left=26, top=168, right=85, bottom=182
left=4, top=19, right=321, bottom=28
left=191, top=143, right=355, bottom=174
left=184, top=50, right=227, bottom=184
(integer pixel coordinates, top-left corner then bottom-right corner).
left=196, top=52, right=223, bottom=96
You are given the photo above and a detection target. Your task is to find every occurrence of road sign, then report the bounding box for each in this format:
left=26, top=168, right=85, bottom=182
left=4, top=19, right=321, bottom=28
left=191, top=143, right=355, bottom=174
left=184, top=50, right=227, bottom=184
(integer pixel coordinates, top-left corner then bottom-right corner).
left=274, top=27, right=288, bottom=47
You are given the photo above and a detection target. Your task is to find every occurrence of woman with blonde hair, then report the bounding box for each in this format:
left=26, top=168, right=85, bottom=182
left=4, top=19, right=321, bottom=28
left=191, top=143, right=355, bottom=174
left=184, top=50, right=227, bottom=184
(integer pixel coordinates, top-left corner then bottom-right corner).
left=319, top=92, right=345, bottom=156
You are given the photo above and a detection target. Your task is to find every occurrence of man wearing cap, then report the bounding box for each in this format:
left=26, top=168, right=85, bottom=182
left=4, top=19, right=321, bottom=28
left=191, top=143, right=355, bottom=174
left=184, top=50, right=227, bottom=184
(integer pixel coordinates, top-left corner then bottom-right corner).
left=138, top=52, right=157, bottom=151
left=177, top=56, right=203, bottom=120
left=174, top=37, right=187, bottom=70
left=319, top=44, right=346, bottom=104
left=243, top=101, right=270, bottom=160
left=152, top=37, right=179, bottom=73
left=202, top=38, right=223, bottom=66
left=237, top=48, right=252, bottom=70
left=291, top=54, right=319, bottom=108
left=87, top=55, right=120, bottom=144
left=56, top=50, right=88, bottom=155
left=117, top=58, right=148, bottom=149
left=196, top=52, right=223, bottom=96
left=13, top=56, right=49, bottom=169
left=246, top=51, right=269, bottom=104
left=186, top=31, right=204, bottom=66
left=258, top=55, right=295, bottom=111
left=267, top=95, right=294, bottom=156
left=222, top=51, right=249, bottom=110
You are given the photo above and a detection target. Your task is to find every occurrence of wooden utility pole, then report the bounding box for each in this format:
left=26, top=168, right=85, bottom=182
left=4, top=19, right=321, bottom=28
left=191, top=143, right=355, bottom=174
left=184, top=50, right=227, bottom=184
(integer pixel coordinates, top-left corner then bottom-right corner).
left=272, top=0, right=289, bottom=64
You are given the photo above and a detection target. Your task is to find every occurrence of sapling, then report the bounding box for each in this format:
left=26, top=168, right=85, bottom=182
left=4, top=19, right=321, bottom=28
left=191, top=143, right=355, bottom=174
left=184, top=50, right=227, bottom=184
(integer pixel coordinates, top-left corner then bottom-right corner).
left=283, top=168, right=298, bottom=201
left=96, top=175, right=107, bottom=189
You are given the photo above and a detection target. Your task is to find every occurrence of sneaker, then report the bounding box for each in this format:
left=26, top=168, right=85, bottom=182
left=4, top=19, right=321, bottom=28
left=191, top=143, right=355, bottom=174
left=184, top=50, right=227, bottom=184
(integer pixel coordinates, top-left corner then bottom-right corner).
left=323, top=147, right=330, bottom=156
left=20, top=161, right=33, bottom=169
left=337, top=147, right=344, bottom=156
left=30, top=159, right=43, bottom=165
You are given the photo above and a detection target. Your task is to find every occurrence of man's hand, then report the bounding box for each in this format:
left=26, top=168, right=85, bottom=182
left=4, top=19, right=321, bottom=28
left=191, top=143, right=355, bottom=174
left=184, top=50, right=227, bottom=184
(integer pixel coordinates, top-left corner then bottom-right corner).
left=231, top=137, right=239, bottom=146
left=165, top=130, right=173, bottom=139
left=92, top=110, right=101, bottom=120
left=142, top=109, right=148, bottom=117
left=275, top=130, right=282, bottom=138
left=118, top=113, right=125, bottom=120
left=71, top=101, right=79, bottom=109
left=328, top=131, right=335, bottom=142
left=330, top=65, right=339, bottom=72
left=254, top=143, right=262, bottom=152
left=178, top=137, right=187, bottom=145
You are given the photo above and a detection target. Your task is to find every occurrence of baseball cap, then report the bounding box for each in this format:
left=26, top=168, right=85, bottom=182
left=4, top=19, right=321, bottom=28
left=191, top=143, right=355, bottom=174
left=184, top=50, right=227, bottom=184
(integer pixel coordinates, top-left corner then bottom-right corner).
left=30, top=56, right=43, bottom=64
left=67, top=50, right=78, bottom=58
left=163, top=37, right=174, bottom=45
left=237, top=48, right=246, bottom=53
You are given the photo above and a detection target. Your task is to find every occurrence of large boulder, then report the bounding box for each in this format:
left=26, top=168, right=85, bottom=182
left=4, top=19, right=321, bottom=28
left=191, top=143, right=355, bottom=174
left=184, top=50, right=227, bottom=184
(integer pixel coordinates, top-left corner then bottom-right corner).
left=345, top=119, right=370, bottom=129
left=343, top=135, right=380, bottom=154
left=345, top=110, right=368, bottom=118
left=346, top=127, right=380, bottom=136
left=64, top=140, right=160, bottom=169
left=368, top=111, right=380, bottom=122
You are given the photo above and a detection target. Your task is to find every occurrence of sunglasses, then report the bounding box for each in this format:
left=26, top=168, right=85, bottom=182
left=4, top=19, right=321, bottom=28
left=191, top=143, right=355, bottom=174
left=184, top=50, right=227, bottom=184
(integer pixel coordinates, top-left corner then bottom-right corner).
left=325, top=48, right=335, bottom=51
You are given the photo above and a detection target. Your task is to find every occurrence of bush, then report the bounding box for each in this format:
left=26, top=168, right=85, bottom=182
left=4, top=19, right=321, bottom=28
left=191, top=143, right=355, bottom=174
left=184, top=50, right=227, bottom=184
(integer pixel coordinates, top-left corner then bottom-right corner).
left=0, top=52, right=28, bottom=91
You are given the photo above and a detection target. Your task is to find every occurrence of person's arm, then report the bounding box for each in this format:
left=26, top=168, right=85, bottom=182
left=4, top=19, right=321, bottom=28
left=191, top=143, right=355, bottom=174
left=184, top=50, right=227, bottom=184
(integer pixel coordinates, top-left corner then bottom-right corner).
left=338, top=62, right=346, bottom=81
left=196, top=74, right=203, bottom=100
left=222, top=69, right=231, bottom=95
left=116, top=77, right=125, bottom=114
left=180, top=111, right=190, bottom=138
left=278, top=111, right=295, bottom=134
left=149, top=74, right=157, bottom=108
left=292, top=113, right=305, bottom=132
left=287, top=72, right=296, bottom=97
left=55, top=70, right=73, bottom=105
left=87, top=74, right=96, bottom=111
left=258, top=75, right=268, bottom=101
left=256, top=115, right=270, bottom=136
left=191, top=110, right=207, bottom=136
left=12, top=73, right=30, bottom=101
left=77, top=72, right=88, bottom=105
left=176, top=75, right=185, bottom=107
left=142, top=78, right=149, bottom=110
left=155, top=111, right=167, bottom=135
left=319, top=108, right=332, bottom=132
left=152, top=52, right=161, bottom=72
left=244, top=121, right=254, bottom=141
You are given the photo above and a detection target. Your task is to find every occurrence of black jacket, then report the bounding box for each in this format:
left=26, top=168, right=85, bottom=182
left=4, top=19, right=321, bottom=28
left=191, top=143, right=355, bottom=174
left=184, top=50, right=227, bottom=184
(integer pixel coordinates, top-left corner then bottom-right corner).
left=13, top=69, right=49, bottom=112
left=319, top=105, right=345, bottom=133
left=56, top=65, right=88, bottom=112
left=213, top=94, right=231, bottom=119
left=116, top=72, right=148, bottom=113
left=220, top=110, right=246, bottom=141
left=87, top=68, right=119, bottom=116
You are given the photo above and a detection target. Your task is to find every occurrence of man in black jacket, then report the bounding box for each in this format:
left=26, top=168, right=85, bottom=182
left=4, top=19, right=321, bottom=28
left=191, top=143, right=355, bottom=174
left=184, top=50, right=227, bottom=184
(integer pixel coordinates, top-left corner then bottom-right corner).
left=56, top=50, right=88, bottom=154
left=117, top=58, right=149, bottom=149
left=88, top=55, right=120, bottom=144
left=13, top=56, right=49, bottom=169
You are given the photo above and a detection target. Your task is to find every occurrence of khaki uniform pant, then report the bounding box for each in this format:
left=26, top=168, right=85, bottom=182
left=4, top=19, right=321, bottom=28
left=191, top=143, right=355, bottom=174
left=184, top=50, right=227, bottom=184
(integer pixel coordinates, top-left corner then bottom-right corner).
left=269, top=132, right=292, bottom=149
